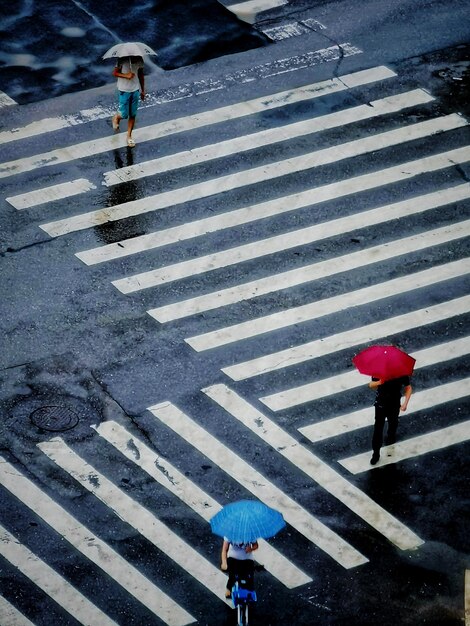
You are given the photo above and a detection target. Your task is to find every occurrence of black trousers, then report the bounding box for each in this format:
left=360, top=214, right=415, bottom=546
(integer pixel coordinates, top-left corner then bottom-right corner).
left=226, top=558, right=255, bottom=591
left=372, top=403, right=400, bottom=453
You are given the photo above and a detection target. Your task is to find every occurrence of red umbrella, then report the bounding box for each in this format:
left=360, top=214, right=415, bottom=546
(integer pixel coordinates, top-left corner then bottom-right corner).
left=352, top=345, right=415, bottom=381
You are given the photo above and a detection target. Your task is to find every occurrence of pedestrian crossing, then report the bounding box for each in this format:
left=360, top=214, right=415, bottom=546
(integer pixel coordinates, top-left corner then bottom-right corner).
left=1, top=57, right=469, bottom=624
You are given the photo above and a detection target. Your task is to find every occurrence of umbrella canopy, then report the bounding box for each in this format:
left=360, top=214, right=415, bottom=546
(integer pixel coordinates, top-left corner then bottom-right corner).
left=210, top=500, right=285, bottom=544
left=103, top=41, right=158, bottom=59
left=352, top=345, right=416, bottom=381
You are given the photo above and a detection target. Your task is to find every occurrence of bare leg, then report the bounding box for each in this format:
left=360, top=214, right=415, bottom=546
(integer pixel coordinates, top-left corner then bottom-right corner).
left=112, top=113, right=121, bottom=131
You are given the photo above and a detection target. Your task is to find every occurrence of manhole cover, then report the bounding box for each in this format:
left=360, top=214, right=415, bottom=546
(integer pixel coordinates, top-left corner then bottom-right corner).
left=30, top=406, right=79, bottom=432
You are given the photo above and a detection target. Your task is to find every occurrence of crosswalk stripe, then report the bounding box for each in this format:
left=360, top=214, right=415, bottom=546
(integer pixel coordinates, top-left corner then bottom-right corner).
left=0, top=523, right=118, bottom=626
left=224, top=293, right=470, bottom=381
left=146, top=149, right=470, bottom=321
left=185, top=204, right=470, bottom=351
left=7, top=179, right=96, bottom=210
left=263, top=336, right=470, bottom=412
left=203, top=385, right=424, bottom=551
left=228, top=0, right=288, bottom=15
left=94, top=420, right=311, bottom=588
left=148, top=401, right=369, bottom=569
left=103, top=89, right=433, bottom=187
left=37, top=438, right=228, bottom=602
left=338, top=420, right=470, bottom=474
left=41, top=113, right=466, bottom=239
left=299, top=378, right=470, bottom=443
left=0, top=457, right=195, bottom=626
left=77, top=169, right=469, bottom=269
left=0, top=65, right=388, bottom=178
left=0, top=594, right=34, bottom=626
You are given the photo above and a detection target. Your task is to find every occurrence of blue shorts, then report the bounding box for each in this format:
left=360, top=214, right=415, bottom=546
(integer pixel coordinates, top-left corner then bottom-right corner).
left=118, top=90, right=140, bottom=119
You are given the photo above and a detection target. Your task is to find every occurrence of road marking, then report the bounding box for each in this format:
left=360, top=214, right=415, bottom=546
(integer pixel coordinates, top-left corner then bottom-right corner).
left=148, top=401, right=368, bottom=569
left=102, top=89, right=432, bottom=186
left=146, top=148, right=470, bottom=321
left=0, top=594, right=34, bottom=626
left=228, top=0, right=288, bottom=15
left=262, top=19, right=327, bottom=41
left=38, top=438, right=228, bottom=602
left=43, top=113, right=466, bottom=240
left=263, top=336, right=470, bottom=412
left=185, top=200, right=470, bottom=351
left=0, top=523, right=118, bottom=626
left=224, top=292, right=470, bottom=381
left=6, top=179, right=96, bottom=210
left=94, top=420, right=311, bottom=588
left=0, top=46, right=364, bottom=147
left=0, top=457, right=195, bottom=626
left=0, top=91, right=16, bottom=108
left=465, top=569, right=470, bottom=626
left=339, top=420, right=470, bottom=473
left=203, top=385, right=424, bottom=551
left=299, top=378, right=470, bottom=443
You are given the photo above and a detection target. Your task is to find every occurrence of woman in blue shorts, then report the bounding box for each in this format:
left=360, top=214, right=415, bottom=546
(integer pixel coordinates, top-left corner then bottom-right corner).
left=112, top=55, right=145, bottom=147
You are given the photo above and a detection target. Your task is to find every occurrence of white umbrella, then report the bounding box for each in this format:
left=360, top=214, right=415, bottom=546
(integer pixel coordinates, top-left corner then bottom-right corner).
left=102, top=41, right=157, bottom=59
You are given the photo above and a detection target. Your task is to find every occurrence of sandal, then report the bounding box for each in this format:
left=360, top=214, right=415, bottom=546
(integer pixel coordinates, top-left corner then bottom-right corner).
left=127, top=137, right=136, bottom=147
left=112, top=115, right=120, bottom=131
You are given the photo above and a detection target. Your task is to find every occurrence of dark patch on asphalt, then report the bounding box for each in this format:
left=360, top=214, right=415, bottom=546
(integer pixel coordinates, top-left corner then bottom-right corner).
left=0, top=0, right=270, bottom=105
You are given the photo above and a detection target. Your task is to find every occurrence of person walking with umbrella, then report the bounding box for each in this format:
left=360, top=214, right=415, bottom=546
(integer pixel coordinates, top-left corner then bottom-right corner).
left=103, top=42, right=158, bottom=147
left=353, top=346, right=414, bottom=466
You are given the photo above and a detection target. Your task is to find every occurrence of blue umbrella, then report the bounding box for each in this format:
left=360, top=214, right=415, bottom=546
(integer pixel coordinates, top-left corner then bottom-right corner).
left=210, top=500, right=285, bottom=544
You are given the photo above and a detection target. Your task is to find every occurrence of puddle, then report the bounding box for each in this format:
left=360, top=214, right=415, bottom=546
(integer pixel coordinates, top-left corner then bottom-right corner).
left=0, top=0, right=270, bottom=104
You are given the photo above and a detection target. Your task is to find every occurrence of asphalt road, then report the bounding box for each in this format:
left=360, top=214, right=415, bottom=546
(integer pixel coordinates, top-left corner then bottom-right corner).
left=0, top=1, right=469, bottom=625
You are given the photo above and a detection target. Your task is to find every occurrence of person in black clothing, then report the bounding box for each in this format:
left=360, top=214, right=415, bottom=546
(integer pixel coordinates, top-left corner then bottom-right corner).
left=369, top=375, right=412, bottom=465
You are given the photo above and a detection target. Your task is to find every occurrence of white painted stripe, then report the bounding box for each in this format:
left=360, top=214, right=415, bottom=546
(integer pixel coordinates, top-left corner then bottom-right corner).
left=203, top=385, right=424, bottom=551
left=266, top=335, right=470, bottom=412
left=0, top=523, right=117, bottom=626
left=148, top=401, right=368, bottom=569
left=263, top=19, right=327, bottom=41
left=225, top=293, right=470, bottom=381
left=299, top=378, right=470, bottom=443
left=6, top=179, right=97, bottom=210
left=185, top=196, right=470, bottom=351
left=229, top=0, right=288, bottom=14
left=78, top=151, right=470, bottom=267
left=0, top=91, right=16, bottom=107
left=0, top=47, right=364, bottom=147
left=0, top=457, right=195, bottom=626
left=103, top=90, right=433, bottom=186
left=42, top=113, right=466, bottom=239
left=94, top=420, right=311, bottom=588
left=146, top=148, right=470, bottom=322
left=37, top=438, right=228, bottom=601
left=0, top=593, right=35, bottom=626
left=0, top=57, right=373, bottom=173
left=339, top=420, right=470, bottom=474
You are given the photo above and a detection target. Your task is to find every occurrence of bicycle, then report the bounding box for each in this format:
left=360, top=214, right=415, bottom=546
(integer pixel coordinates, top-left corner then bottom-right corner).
left=231, top=573, right=257, bottom=626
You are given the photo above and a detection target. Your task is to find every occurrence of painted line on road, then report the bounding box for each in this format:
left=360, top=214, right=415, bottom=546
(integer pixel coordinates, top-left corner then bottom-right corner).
left=145, top=148, right=470, bottom=322
left=102, top=89, right=433, bottom=186
left=264, top=335, right=470, bottom=412
left=148, top=401, right=369, bottom=569
left=43, top=113, right=466, bottom=240
left=7, top=179, right=97, bottom=210
left=185, top=197, right=470, bottom=351
left=262, top=19, right=327, bottom=41
left=225, top=292, right=470, bottom=381
left=77, top=148, right=470, bottom=266
left=0, top=594, right=34, bottom=626
left=203, top=385, right=424, bottom=551
left=0, top=46, right=365, bottom=148
left=0, top=457, right=195, bottom=626
left=465, top=570, right=470, bottom=626
left=228, top=0, right=288, bottom=16
left=299, top=377, right=470, bottom=443
left=0, top=523, right=118, bottom=626
left=37, top=438, right=228, bottom=602
left=94, top=420, right=311, bottom=588
left=339, top=419, right=470, bottom=473
left=0, top=91, right=16, bottom=108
